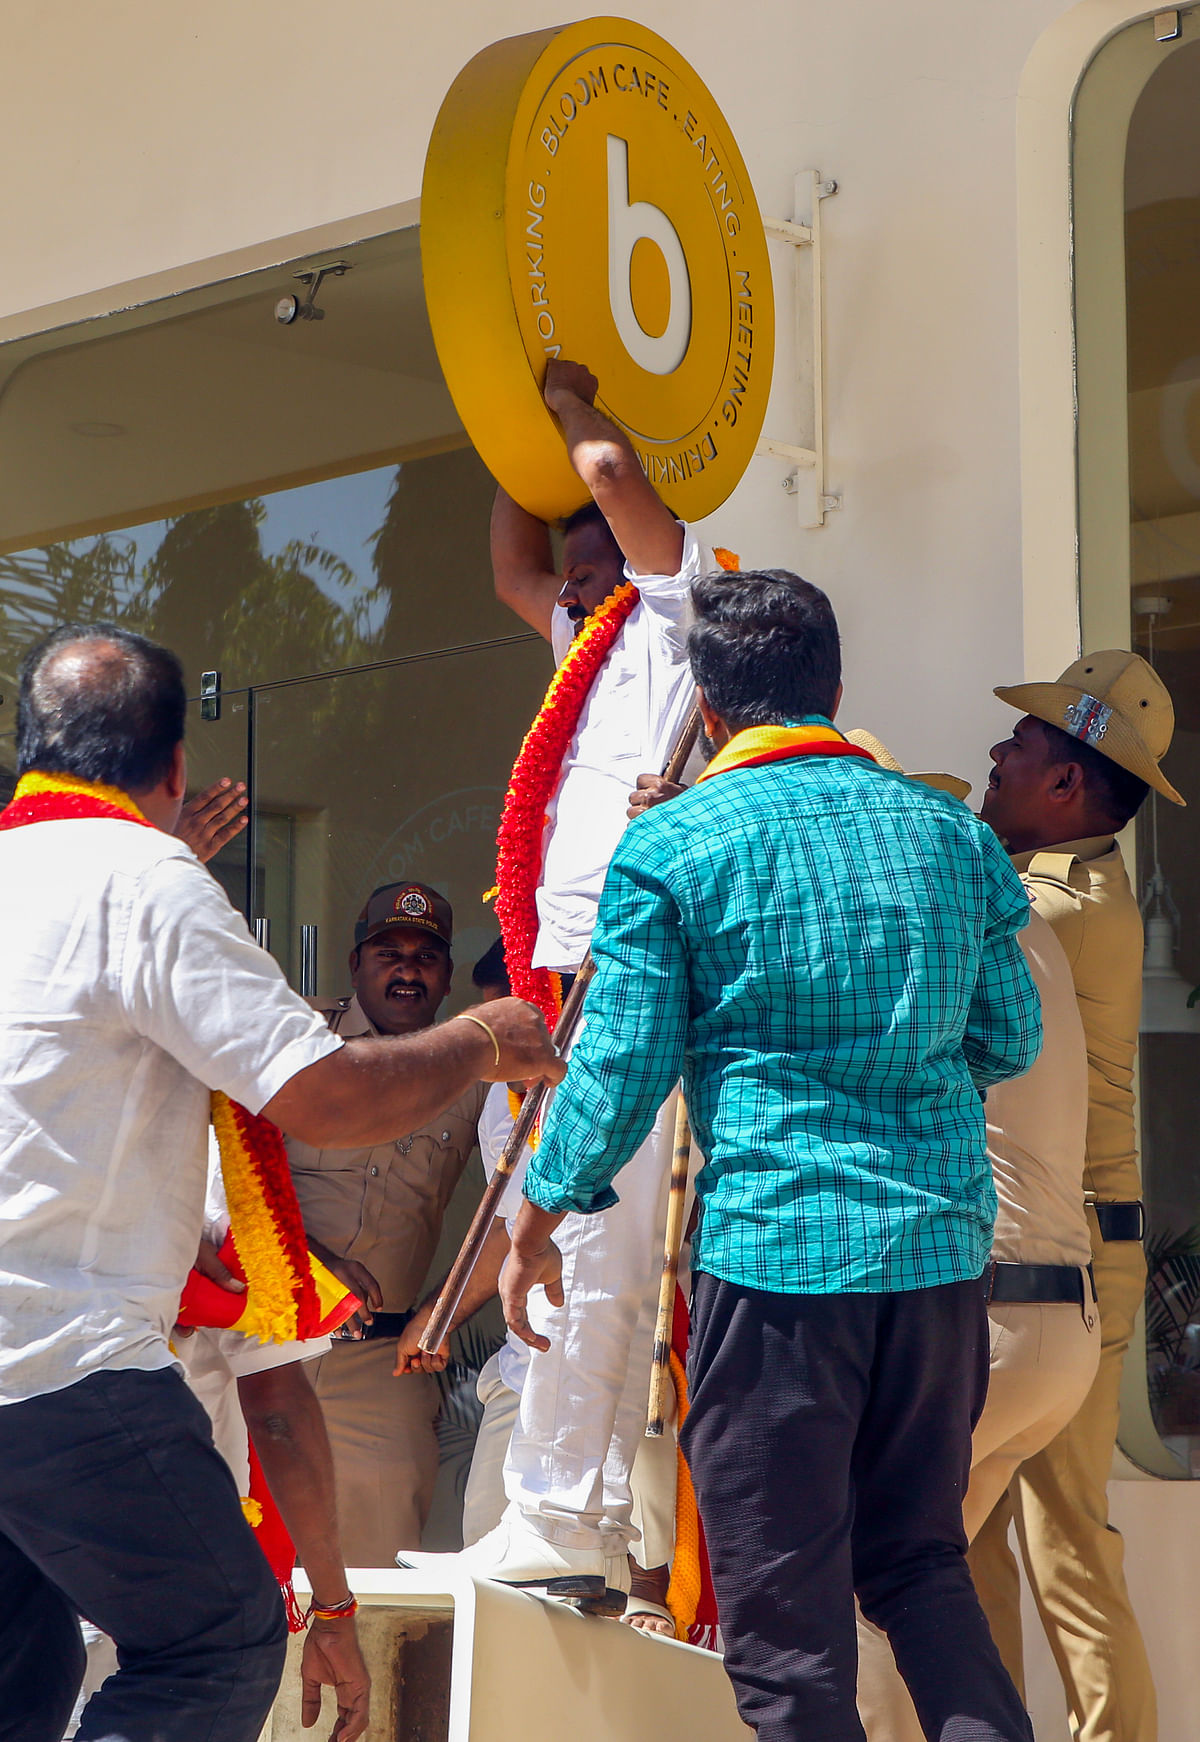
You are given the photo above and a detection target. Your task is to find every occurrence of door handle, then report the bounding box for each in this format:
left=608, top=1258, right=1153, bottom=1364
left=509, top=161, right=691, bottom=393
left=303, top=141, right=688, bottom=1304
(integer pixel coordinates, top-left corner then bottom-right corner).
left=300, top=925, right=319, bottom=997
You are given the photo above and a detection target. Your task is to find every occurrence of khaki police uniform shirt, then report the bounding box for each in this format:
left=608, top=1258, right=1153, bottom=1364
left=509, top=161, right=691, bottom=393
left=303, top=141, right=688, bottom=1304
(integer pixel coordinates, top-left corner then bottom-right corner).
left=288, top=996, right=488, bottom=1313
left=1011, top=835, right=1143, bottom=1204
left=986, top=910, right=1092, bottom=1268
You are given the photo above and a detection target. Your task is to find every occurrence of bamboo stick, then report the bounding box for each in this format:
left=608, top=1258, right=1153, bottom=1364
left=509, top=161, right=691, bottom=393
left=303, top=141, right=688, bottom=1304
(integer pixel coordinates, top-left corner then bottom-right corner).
left=646, top=1093, right=692, bottom=1436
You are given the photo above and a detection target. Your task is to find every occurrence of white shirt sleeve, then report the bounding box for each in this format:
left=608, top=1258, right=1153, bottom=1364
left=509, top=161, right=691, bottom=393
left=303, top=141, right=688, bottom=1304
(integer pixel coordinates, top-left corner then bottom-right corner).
left=478, top=1081, right=532, bottom=1221
left=622, top=523, right=715, bottom=629
left=119, top=853, right=342, bottom=1115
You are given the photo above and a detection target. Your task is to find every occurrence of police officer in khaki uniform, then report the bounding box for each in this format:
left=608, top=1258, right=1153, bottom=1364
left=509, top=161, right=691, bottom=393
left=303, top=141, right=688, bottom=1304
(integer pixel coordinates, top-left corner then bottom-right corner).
left=292, top=882, right=487, bottom=1566
left=968, top=651, right=1185, bottom=1742
left=843, top=733, right=1099, bottom=1740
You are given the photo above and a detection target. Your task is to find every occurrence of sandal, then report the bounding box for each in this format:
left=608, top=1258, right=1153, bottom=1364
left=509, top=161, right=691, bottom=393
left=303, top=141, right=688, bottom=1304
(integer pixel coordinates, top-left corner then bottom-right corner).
left=622, top=1596, right=677, bottom=1636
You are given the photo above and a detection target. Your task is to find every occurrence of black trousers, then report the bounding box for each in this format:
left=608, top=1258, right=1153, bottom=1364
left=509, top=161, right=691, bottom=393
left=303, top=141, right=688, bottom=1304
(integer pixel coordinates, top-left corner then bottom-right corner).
left=0, top=1366, right=287, bottom=1742
left=682, top=1272, right=1034, bottom=1742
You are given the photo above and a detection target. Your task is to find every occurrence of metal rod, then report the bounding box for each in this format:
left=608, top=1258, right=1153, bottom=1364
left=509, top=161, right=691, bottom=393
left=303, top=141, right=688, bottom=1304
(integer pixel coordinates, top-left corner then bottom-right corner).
left=646, top=1093, right=692, bottom=1436
left=243, top=686, right=257, bottom=925
left=417, top=704, right=703, bottom=1357
left=185, top=632, right=540, bottom=706
left=300, top=925, right=319, bottom=998
left=253, top=918, right=271, bottom=951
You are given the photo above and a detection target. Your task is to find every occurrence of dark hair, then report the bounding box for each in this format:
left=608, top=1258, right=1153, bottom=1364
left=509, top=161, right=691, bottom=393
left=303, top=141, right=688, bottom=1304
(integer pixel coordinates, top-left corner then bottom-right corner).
left=17, top=622, right=186, bottom=792
left=688, top=569, right=841, bottom=729
left=1039, top=722, right=1150, bottom=828
left=472, top=936, right=510, bottom=995
left=561, top=499, right=623, bottom=559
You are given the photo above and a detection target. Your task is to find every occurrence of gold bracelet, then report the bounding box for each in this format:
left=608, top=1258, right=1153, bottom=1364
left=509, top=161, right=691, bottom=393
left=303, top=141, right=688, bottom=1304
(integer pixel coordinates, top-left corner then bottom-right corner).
left=458, top=1012, right=501, bottom=1070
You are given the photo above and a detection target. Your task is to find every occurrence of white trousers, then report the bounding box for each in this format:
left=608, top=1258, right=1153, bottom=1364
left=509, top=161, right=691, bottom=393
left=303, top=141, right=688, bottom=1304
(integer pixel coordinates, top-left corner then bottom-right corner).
left=464, top=1348, right=681, bottom=1569
left=501, top=1090, right=678, bottom=1555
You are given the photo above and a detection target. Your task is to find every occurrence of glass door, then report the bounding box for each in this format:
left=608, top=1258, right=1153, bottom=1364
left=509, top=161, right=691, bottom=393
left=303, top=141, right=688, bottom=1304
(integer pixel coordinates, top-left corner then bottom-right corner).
left=184, top=685, right=253, bottom=922
left=246, top=635, right=548, bottom=1007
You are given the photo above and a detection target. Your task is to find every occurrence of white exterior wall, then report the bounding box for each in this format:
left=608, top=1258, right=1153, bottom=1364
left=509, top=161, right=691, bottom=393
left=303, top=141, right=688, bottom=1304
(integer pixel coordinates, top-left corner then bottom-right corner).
left=6, top=2, right=1199, bottom=1735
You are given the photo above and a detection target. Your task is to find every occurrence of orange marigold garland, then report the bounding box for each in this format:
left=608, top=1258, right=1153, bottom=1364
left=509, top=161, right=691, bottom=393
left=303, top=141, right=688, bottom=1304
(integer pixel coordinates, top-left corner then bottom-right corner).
left=210, top=1091, right=317, bottom=1344
left=494, top=580, right=639, bottom=1026
left=493, top=544, right=741, bottom=1029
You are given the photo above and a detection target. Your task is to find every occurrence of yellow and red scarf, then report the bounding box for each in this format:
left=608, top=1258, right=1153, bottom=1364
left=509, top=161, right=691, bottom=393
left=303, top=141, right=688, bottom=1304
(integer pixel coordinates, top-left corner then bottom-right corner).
left=494, top=545, right=742, bottom=1028
left=694, top=720, right=875, bottom=785
left=1, top=770, right=359, bottom=1628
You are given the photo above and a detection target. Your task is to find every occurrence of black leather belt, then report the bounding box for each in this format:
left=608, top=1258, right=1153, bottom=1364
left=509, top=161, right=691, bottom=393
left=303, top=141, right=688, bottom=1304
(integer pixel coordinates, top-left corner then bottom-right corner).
left=357, top=1311, right=414, bottom=1341
left=1091, top=1200, right=1145, bottom=1242
left=985, top=1261, right=1096, bottom=1306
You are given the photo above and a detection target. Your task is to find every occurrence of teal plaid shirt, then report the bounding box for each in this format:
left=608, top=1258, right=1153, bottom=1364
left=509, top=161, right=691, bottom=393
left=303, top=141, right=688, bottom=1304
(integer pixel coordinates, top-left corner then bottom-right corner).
left=524, top=739, right=1041, bottom=1295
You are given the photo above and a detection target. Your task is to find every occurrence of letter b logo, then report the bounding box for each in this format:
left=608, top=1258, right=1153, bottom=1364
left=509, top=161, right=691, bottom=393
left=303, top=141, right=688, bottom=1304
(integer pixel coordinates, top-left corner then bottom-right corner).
left=607, top=135, right=692, bottom=375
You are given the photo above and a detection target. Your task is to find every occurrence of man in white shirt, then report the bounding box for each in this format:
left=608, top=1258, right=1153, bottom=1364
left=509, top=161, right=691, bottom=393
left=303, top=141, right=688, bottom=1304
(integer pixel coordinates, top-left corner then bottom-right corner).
left=0, top=622, right=561, bottom=1742
left=406, top=360, right=715, bottom=1603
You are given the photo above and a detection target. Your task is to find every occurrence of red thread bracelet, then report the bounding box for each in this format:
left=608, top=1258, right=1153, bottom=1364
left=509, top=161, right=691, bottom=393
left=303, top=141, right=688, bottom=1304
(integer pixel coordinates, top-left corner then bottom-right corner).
left=307, top=1595, right=358, bottom=1623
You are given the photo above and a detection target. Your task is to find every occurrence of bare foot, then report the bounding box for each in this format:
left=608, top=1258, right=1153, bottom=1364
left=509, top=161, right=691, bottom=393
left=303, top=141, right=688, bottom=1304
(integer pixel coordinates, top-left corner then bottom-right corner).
left=625, top=1609, right=675, bottom=1636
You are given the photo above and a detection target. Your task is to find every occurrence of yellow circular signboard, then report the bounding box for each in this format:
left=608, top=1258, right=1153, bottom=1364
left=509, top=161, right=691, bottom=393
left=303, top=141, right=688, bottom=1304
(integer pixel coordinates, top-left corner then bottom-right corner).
left=422, top=16, right=774, bottom=523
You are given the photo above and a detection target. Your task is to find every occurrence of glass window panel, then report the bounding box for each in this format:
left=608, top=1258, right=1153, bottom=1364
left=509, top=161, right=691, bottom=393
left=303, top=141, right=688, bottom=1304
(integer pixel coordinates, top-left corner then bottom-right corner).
left=247, top=638, right=549, bottom=1007
left=0, top=445, right=523, bottom=706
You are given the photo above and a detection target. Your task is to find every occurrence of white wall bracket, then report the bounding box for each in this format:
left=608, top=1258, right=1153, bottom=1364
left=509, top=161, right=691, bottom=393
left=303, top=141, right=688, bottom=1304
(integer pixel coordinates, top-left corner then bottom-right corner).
left=756, top=171, right=839, bottom=528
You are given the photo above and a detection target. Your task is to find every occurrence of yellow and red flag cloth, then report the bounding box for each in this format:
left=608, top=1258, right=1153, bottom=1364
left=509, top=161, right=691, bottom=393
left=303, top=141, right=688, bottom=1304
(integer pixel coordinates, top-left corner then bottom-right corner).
left=493, top=545, right=741, bottom=1029
left=175, top=1223, right=358, bottom=1343
left=695, top=721, right=875, bottom=785
left=665, top=1283, right=720, bottom=1649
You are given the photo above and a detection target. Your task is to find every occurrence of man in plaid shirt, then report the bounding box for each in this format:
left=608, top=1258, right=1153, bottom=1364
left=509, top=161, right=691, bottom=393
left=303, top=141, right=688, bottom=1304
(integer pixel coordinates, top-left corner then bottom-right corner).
left=501, top=569, right=1041, bottom=1742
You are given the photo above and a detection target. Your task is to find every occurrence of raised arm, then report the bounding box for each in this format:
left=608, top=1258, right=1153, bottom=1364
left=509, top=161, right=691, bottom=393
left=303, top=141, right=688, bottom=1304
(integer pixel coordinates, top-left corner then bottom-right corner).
left=262, top=997, right=563, bottom=1149
left=491, top=488, right=560, bottom=642
left=543, top=360, right=684, bottom=578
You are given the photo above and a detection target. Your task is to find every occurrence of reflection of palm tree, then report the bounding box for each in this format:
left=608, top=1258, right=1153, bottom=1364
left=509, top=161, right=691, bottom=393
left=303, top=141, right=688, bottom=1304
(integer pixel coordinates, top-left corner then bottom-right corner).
left=370, top=448, right=505, bottom=662
left=0, top=500, right=382, bottom=792
left=137, top=501, right=382, bottom=692
left=0, top=499, right=381, bottom=702
left=0, top=533, right=148, bottom=793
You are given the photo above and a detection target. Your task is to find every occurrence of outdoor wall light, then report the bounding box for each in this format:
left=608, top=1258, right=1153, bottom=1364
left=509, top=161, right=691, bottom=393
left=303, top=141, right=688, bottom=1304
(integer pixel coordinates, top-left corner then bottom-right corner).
left=274, top=261, right=350, bottom=325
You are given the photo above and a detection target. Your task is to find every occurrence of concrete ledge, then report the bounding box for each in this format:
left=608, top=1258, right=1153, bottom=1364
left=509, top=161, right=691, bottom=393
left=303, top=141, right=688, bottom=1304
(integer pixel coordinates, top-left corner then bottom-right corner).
left=264, top=1569, right=746, bottom=1742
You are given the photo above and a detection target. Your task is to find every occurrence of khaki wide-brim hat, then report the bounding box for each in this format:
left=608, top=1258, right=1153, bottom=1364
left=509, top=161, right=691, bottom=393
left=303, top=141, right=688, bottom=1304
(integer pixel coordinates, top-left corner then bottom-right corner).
left=845, top=729, right=972, bottom=802
left=994, top=649, right=1184, bottom=807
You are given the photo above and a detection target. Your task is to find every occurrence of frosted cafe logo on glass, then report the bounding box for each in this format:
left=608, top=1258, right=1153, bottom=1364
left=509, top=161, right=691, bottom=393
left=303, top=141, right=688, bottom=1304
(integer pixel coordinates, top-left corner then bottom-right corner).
left=421, top=16, right=775, bottom=523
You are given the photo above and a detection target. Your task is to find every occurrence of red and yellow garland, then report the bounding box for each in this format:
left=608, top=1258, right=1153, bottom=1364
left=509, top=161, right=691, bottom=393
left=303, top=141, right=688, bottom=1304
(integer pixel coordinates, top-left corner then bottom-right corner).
left=494, top=579, right=638, bottom=1025
left=494, top=545, right=741, bottom=1028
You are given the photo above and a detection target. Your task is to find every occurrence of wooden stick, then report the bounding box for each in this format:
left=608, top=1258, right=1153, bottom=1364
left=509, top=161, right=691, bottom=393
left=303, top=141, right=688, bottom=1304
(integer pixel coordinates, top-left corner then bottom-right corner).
left=417, top=704, right=702, bottom=1357
left=646, top=1092, right=692, bottom=1437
